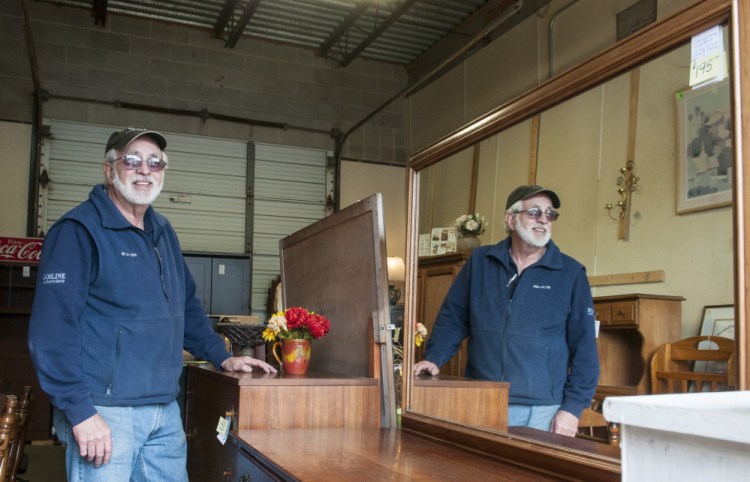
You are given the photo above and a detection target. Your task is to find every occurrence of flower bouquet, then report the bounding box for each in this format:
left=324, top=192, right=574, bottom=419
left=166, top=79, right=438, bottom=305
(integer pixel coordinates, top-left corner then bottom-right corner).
left=263, top=307, right=331, bottom=375
left=262, top=306, right=331, bottom=342
left=454, top=213, right=487, bottom=237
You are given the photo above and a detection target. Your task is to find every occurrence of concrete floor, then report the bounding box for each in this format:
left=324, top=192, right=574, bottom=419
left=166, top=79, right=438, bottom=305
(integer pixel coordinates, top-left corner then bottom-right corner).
left=21, top=443, right=66, bottom=482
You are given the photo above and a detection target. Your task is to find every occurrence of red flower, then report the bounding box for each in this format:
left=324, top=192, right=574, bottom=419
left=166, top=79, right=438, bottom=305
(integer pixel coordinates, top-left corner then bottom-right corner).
left=266, top=307, right=331, bottom=340
left=284, top=307, right=309, bottom=330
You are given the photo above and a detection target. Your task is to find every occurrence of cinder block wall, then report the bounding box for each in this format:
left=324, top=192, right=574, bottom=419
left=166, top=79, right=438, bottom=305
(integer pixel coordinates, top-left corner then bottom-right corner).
left=0, top=1, right=406, bottom=164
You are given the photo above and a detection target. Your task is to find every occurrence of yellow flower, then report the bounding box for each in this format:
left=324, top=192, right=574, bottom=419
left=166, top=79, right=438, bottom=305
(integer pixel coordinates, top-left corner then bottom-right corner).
left=261, top=327, right=277, bottom=342
left=414, top=322, right=428, bottom=347
left=262, top=313, right=288, bottom=341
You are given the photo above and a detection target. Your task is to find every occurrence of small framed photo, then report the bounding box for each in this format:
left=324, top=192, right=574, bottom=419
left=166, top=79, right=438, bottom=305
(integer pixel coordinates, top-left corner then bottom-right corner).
left=418, top=234, right=431, bottom=257
left=675, top=79, right=733, bottom=214
left=694, top=304, right=734, bottom=377
left=430, top=227, right=456, bottom=255
left=698, top=304, right=734, bottom=339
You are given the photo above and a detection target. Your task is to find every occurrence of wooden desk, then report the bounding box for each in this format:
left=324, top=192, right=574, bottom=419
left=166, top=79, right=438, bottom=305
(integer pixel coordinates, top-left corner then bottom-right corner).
left=593, top=294, right=682, bottom=397
left=232, top=428, right=559, bottom=481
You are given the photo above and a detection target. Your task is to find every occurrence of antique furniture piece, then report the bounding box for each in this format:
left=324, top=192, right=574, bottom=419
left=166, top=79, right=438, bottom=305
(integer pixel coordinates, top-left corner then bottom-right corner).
left=576, top=294, right=682, bottom=445
left=401, top=2, right=744, bottom=479
left=0, top=395, right=18, bottom=482
left=185, top=195, right=513, bottom=481
left=0, top=387, right=34, bottom=481
left=577, top=400, right=620, bottom=447
left=414, top=252, right=471, bottom=377
left=650, top=335, right=735, bottom=394
left=183, top=1, right=750, bottom=479
left=594, top=294, right=683, bottom=397
left=184, top=366, right=380, bottom=481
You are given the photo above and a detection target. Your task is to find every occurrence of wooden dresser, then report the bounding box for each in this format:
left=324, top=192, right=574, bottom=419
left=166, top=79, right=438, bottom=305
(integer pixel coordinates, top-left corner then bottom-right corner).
left=593, top=293, right=683, bottom=397
left=415, top=252, right=471, bottom=376
left=185, top=365, right=379, bottom=481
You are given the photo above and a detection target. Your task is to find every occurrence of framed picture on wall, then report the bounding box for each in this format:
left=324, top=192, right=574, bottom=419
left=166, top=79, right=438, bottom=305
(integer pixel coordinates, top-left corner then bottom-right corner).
left=675, top=79, right=732, bottom=214
left=693, top=304, right=734, bottom=378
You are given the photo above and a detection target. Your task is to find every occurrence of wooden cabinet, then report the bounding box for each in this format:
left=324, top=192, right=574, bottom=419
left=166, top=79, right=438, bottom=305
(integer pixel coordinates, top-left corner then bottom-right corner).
left=593, top=293, right=683, bottom=397
left=185, top=365, right=379, bottom=481
left=415, top=253, right=471, bottom=377
left=0, top=263, right=52, bottom=441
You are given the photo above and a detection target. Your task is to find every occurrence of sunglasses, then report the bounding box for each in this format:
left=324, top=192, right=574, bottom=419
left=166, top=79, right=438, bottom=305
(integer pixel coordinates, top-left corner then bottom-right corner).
left=115, top=154, right=168, bottom=172
left=515, top=208, right=560, bottom=221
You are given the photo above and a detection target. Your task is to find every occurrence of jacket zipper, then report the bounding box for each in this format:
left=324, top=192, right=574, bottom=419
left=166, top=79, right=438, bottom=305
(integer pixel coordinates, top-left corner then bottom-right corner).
left=150, top=225, right=176, bottom=376
left=106, top=330, right=124, bottom=396
left=500, top=272, right=520, bottom=380
left=153, top=244, right=168, bottom=299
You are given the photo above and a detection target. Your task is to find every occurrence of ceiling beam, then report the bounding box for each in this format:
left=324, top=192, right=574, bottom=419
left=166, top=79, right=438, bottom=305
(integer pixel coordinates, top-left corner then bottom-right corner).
left=318, top=1, right=369, bottom=58
left=213, top=0, right=239, bottom=38
left=339, top=0, right=418, bottom=68
left=407, top=0, right=549, bottom=85
left=225, top=0, right=260, bottom=48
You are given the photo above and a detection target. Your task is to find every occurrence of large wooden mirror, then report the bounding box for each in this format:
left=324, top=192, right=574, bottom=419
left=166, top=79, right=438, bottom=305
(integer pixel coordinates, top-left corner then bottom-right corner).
left=401, top=0, right=748, bottom=478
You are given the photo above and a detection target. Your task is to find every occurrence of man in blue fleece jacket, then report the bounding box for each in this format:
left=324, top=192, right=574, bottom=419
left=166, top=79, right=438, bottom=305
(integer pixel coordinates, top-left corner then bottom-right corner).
left=28, top=127, right=276, bottom=481
left=414, top=185, right=599, bottom=437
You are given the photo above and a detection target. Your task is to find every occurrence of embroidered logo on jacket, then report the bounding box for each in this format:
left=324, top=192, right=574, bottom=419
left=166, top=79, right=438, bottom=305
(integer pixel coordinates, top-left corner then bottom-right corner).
left=121, top=251, right=138, bottom=257
left=42, top=272, right=66, bottom=284
left=532, top=284, right=551, bottom=289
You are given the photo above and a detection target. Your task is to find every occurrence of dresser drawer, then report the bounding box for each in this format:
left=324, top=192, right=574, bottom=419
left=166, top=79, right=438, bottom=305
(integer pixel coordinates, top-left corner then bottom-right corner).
left=594, top=304, right=611, bottom=324
left=609, top=301, right=636, bottom=325
left=595, top=301, right=637, bottom=326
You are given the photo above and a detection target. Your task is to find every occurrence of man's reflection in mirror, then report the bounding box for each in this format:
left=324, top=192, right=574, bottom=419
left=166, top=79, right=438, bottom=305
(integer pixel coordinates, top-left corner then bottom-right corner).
left=414, top=185, right=599, bottom=437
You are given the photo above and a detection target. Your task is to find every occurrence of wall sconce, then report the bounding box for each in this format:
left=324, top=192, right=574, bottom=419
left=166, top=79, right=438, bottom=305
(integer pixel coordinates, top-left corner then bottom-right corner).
left=605, top=160, right=641, bottom=220
left=386, top=257, right=405, bottom=305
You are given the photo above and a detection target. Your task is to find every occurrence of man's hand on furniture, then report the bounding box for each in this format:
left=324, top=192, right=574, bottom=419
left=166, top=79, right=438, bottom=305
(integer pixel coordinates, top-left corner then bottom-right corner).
left=413, top=360, right=440, bottom=376
left=221, top=356, right=278, bottom=374
left=550, top=410, right=579, bottom=437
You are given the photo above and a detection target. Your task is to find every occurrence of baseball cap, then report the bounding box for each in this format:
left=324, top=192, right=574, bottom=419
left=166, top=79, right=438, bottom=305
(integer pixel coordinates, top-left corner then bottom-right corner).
left=506, top=184, right=561, bottom=209
left=105, top=127, right=167, bottom=153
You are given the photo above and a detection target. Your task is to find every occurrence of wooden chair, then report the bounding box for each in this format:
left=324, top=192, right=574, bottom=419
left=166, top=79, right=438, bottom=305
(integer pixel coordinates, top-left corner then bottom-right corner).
left=650, top=336, right=735, bottom=394
left=0, top=395, right=19, bottom=481
left=577, top=398, right=620, bottom=447
left=0, top=387, right=34, bottom=482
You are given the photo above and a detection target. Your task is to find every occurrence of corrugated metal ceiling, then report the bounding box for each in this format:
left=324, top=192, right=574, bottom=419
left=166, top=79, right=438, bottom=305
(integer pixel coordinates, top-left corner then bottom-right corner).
left=39, top=0, right=494, bottom=67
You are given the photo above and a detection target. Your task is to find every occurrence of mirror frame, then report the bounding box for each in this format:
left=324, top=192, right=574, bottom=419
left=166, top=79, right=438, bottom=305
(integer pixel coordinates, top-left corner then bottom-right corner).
left=402, top=0, right=748, bottom=478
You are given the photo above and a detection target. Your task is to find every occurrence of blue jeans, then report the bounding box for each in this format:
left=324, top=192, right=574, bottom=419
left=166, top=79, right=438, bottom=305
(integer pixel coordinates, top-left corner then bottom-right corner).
left=507, top=403, right=561, bottom=431
left=54, top=401, right=188, bottom=482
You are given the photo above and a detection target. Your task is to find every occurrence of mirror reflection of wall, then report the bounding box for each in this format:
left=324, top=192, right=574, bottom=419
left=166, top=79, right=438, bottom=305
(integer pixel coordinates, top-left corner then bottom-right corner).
left=416, top=37, right=733, bottom=340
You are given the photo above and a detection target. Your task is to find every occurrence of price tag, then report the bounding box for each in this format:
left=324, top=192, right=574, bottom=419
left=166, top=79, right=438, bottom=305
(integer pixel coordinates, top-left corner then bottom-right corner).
left=690, top=26, right=725, bottom=86
left=215, top=416, right=231, bottom=445
left=689, top=52, right=724, bottom=87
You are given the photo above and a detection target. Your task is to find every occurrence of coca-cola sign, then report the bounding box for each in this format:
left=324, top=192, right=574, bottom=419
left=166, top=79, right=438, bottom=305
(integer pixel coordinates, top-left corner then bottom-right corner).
left=0, top=237, right=43, bottom=263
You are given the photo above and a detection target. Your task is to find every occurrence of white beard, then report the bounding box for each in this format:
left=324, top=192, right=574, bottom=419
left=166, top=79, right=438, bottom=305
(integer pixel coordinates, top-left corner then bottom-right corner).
left=515, top=217, right=551, bottom=248
left=112, top=169, right=163, bottom=206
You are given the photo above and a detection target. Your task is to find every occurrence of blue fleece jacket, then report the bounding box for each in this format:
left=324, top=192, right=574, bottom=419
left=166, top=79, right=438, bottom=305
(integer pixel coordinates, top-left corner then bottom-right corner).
left=28, top=185, right=231, bottom=426
left=424, top=237, right=599, bottom=418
